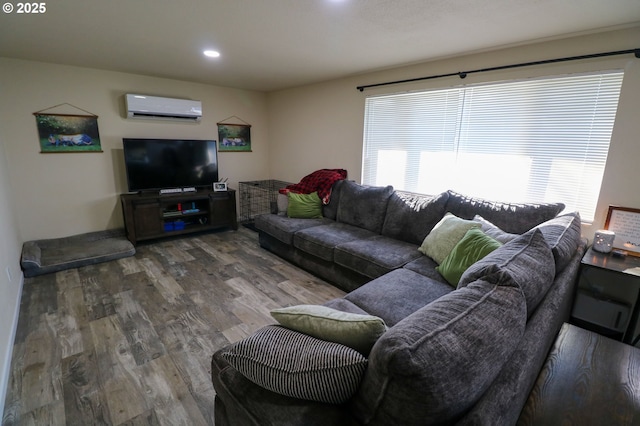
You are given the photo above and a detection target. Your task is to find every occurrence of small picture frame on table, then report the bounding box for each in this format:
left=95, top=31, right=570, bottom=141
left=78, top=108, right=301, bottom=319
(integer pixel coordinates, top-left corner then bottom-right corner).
left=213, top=182, right=228, bottom=192
left=604, top=205, right=640, bottom=257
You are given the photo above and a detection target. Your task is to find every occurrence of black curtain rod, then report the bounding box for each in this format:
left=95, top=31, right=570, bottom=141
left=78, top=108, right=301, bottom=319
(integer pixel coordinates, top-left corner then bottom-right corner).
left=356, top=48, right=640, bottom=92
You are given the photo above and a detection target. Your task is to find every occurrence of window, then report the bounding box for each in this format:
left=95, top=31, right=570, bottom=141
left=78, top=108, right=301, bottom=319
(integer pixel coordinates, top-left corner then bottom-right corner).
left=362, top=71, right=624, bottom=222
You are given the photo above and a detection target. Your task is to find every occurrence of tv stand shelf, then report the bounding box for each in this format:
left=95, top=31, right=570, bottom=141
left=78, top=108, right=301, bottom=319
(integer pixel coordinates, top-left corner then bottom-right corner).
left=121, top=189, right=237, bottom=245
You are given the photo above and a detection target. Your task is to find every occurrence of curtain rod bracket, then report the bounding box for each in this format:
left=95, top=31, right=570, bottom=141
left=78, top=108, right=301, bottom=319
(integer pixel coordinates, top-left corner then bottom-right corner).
left=458, top=72, right=467, bottom=79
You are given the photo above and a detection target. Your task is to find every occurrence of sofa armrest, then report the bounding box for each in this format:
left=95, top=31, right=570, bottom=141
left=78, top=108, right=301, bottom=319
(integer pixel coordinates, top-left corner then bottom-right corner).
left=211, top=349, right=360, bottom=426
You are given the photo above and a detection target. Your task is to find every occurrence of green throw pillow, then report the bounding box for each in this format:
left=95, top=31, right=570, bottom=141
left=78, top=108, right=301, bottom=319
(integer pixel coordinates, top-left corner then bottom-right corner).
left=287, top=192, right=323, bottom=219
left=437, top=228, right=502, bottom=286
left=271, top=304, right=388, bottom=355
left=418, top=213, right=481, bottom=264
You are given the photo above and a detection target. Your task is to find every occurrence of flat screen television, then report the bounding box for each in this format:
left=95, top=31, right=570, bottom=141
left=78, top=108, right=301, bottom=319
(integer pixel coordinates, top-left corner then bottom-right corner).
left=123, top=138, right=218, bottom=192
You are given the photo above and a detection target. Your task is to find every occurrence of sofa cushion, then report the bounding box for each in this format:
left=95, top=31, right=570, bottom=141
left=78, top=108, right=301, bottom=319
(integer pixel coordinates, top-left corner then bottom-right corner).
left=534, top=212, right=582, bottom=272
left=271, top=305, right=387, bottom=355
left=472, top=215, right=519, bottom=244
left=381, top=191, right=449, bottom=245
left=323, top=298, right=374, bottom=316
left=351, top=279, right=527, bottom=425
left=287, top=191, right=323, bottom=219
left=446, top=190, right=565, bottom=234
left=402, top=256, right=451, bottom=284
left=334, top=235, right=423, bottom=279
left=344, top=268, right=453, bottom=326
left=221, top=325, right=367, bottom=404
left=294, top=223, right=378, bottom=262
left=437, top=228, right=502, bottom=286
left=459, top=228, right=555, bottom=317
left=336, top=180, right=393, bottom=233
left=418, top=213, right=481, bottom=264
left=255, top=213, right=332, bottom=245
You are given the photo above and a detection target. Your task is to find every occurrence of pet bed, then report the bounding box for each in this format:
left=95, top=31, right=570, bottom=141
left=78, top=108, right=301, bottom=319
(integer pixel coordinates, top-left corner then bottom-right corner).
left=21, top=229, right=136, bottom=277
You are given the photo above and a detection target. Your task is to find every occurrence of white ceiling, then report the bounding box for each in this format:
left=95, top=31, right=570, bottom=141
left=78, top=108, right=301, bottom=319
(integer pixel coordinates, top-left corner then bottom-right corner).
left=0, top=0, right=639, bottom=92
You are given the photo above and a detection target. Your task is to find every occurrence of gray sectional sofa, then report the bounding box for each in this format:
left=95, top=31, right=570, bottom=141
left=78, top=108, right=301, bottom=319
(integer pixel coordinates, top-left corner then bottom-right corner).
left=211, top=180, right=586, bottom=425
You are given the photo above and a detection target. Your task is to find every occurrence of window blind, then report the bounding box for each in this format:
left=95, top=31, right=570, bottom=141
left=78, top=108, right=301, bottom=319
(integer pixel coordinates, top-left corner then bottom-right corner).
left=362, top=71, right=624, bottom=222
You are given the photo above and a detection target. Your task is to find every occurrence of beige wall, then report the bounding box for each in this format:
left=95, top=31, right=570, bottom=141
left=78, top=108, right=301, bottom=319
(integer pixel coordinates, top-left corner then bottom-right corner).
left=0, top=59, right=271, bottom=408
left=0, top=58, right=270, bottom=242
left=0, top=131, right=23, bottom=413
left=267, top=26, right=640, bottom=239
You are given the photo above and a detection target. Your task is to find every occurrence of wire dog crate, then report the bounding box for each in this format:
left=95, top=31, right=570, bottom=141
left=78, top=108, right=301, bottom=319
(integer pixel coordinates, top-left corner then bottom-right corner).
left=239, top=180, right=292, bottom=223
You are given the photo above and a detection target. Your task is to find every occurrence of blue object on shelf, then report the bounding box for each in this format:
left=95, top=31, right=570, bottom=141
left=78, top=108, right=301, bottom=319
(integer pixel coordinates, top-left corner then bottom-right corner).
left=164, top=222, right=174, bottom=232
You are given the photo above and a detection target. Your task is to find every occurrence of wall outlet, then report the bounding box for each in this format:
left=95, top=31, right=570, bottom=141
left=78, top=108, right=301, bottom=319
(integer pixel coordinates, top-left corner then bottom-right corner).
left=5, top=266, right=11, bottom=282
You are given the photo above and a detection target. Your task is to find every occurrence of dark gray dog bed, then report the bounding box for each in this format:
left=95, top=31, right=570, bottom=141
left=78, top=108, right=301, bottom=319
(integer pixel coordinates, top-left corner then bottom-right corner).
left=21, top=229, right=136, bottom=278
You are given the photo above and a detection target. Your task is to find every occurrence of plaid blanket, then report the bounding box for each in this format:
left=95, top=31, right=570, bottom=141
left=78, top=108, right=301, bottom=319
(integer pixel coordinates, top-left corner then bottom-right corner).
left=280, top=169, right=347, bottom=204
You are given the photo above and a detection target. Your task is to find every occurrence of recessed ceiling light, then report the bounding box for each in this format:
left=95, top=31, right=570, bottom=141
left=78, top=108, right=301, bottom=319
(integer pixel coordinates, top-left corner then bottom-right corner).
left=203, top=50, right=220, bottom=58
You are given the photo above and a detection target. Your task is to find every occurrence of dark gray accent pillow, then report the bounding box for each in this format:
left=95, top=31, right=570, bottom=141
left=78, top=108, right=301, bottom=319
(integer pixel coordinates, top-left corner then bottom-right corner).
left=336, top=181, right=393, bottom=234
left=446, top=190, right=565, bottom=234
left=222, top=325, right=367, bottom=404
left=351, top=279, right=527, bottom=425
left=534, top=212, right=582, bottom=272
left=458, top=228, right=555, bottom=317
left=381, top=191, right=449, bottom=245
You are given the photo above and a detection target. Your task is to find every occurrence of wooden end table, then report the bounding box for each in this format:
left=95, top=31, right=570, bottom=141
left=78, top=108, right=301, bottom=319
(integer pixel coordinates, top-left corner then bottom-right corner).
left=518, top=323, right=640, bottom=425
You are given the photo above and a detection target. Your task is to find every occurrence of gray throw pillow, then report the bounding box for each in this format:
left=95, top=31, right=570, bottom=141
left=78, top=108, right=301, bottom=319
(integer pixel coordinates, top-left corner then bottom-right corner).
left=458, top=228, right=555, bottom=317
left=381, top=191, right=450, bottom=245
left=222, top=325, right=367, bottom=404
left=534, top=212, right=582, bottom=272
left=336, top=180, right=393, bottom=233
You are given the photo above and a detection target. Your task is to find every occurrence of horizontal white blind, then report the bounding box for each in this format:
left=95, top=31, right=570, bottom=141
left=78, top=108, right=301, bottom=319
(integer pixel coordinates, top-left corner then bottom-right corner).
left=362, top=71, right=624, bottom=222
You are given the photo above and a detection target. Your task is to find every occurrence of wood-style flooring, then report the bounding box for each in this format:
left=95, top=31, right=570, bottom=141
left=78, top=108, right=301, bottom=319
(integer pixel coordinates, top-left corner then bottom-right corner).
left=2, top=227, right=345, bottom=425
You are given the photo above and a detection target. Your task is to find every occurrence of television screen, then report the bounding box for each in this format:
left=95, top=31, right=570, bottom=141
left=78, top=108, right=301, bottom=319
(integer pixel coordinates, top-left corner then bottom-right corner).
left=123, top=138, right=218, bottom=192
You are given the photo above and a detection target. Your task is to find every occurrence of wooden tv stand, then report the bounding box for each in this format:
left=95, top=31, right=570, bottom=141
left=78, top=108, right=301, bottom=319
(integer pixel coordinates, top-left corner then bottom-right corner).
left=121, top=189, right=238, bottom=245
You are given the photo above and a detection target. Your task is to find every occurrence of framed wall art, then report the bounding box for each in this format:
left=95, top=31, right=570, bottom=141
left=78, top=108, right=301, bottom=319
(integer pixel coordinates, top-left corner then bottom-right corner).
left=217, top=116, right=251, bottom=152
left=604, top=206, right=640, bottom=257
left=34, top=103, right=102, bottom=153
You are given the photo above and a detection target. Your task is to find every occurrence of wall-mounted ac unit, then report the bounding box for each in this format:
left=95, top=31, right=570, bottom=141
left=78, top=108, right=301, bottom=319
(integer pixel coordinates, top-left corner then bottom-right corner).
left=125, top=94, right=202, bottom=122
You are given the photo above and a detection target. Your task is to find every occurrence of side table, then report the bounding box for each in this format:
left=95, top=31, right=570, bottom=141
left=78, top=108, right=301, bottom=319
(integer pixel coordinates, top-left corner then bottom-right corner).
left=570, top=246, right=640, bottom=344
left=518, top=323, right=640, bottom=425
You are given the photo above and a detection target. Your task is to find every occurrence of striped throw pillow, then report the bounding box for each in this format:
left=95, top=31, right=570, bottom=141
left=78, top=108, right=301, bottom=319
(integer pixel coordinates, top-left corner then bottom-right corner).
left=222, top=325, right=367, bottom=404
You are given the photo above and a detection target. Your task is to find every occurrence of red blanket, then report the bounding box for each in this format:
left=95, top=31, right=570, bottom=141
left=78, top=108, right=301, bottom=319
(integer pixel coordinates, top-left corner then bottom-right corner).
left=280, top=169, right=347, bottom=204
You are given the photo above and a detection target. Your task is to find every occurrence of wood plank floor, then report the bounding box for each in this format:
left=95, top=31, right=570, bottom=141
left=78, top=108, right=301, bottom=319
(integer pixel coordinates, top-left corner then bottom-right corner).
left=2, top=227, right=345, bottom=425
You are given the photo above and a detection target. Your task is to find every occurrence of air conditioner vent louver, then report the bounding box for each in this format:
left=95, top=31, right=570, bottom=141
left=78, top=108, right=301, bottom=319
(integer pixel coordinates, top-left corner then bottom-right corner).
left=125, top=94, right=202, bottom=123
